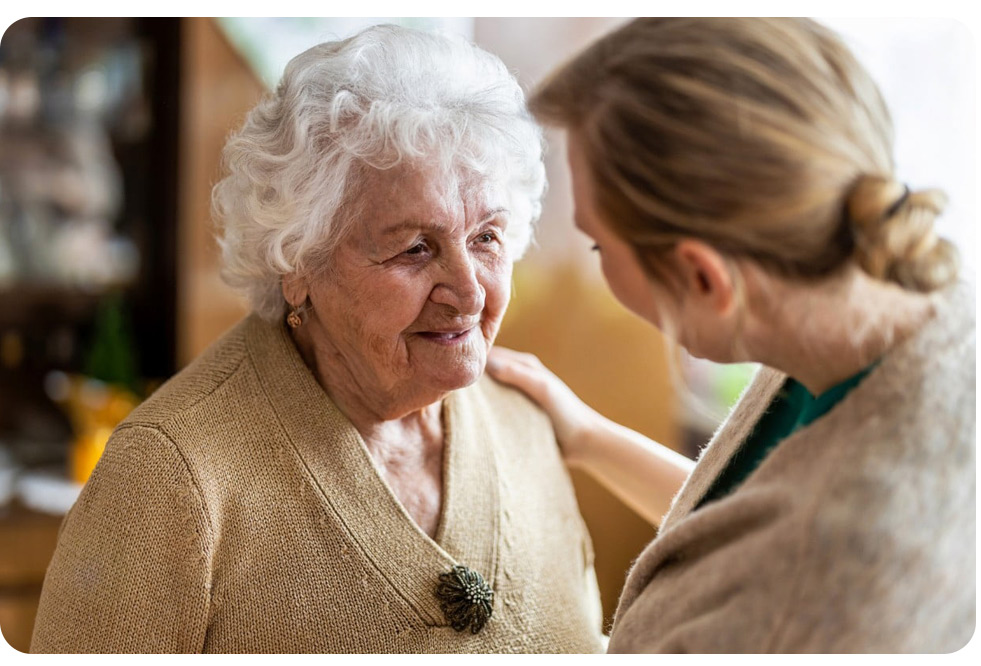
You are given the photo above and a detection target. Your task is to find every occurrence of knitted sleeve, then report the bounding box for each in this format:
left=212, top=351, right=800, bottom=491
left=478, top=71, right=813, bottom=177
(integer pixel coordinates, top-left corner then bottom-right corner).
left=30, top=425, right=213, bottom=653
left=607, top=484, right=805, bottom=653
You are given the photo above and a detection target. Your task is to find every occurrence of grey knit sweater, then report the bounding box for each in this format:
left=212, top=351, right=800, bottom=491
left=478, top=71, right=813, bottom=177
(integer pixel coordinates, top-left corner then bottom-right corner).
left=609, top=281, right=976, bottom=653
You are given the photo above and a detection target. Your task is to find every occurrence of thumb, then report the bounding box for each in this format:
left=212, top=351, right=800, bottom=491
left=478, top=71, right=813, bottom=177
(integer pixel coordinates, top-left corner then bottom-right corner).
left=485, top=353, right=516, bottom=382
left=485, top=354, right=502, bottom=374
left=486, top=353, right=549, bottom=406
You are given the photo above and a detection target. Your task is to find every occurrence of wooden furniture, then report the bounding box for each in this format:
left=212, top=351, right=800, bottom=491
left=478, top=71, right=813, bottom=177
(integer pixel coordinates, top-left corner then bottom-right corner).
left=0, top=503, right=62, bottom=652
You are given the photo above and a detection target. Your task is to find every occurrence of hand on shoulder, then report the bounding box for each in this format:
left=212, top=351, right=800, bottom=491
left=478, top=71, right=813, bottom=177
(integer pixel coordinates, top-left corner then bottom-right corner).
left=486, top=346, right=600, bottom=465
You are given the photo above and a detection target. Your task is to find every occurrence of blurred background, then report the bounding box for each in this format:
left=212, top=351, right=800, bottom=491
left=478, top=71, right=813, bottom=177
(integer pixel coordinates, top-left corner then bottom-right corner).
left=0, top=17, right=974, bottom=651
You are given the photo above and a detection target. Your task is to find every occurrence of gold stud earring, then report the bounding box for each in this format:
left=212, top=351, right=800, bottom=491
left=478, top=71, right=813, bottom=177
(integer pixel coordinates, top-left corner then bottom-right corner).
left=286, top=304, right=303, bottom=329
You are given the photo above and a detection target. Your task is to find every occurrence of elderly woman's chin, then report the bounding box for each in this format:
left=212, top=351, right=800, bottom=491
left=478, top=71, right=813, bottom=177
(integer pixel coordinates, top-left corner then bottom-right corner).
left=407, top=327, right=493, bottom=394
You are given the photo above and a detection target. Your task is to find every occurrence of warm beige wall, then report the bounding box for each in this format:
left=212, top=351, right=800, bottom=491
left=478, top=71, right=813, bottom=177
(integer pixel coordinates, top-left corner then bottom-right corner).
left=176, top=18, right=255, bottom=366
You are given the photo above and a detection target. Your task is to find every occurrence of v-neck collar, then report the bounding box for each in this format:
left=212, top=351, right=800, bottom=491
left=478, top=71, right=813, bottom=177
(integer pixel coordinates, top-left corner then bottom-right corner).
left=244, top=314, right=502, bottom=626
left=794, top=365, right=874, bottom=428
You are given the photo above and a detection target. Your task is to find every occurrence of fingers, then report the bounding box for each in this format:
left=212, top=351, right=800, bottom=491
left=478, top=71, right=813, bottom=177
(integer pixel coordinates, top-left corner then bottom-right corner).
left=486, top=348, right=533, bottom=383
left=488, top=346, right=545, bottom=370
left=486, top=347, right=551, bottom=405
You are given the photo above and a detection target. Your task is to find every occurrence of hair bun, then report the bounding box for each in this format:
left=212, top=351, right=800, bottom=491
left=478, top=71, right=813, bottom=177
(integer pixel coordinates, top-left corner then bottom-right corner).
left=847, top=175, right=958, bottom=292
left=846, top=176, right=908, bottom=229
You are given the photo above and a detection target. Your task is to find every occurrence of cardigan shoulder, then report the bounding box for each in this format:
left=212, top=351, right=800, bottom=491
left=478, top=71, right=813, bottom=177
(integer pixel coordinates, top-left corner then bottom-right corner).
left=769, top=283, right=976, bottom=651
left=32, top=322, right=258, bottom=652
left=120, top=318, right=251, bottom=432
left=32, top=424, right=214, bottom=653
left=469, top=372, right=557, bottom=440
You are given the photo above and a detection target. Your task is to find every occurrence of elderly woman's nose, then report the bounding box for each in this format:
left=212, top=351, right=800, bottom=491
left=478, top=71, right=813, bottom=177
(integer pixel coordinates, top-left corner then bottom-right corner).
left=432, top=251, right=486, bottom=315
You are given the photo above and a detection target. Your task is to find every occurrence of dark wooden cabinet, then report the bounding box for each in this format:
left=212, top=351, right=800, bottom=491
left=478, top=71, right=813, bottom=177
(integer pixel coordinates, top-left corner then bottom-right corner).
left=0, top=18, right=181, bottom=652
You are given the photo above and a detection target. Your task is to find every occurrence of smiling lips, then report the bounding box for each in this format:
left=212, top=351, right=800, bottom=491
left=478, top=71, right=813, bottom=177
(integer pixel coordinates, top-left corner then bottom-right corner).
left=417, top=327, right=475, bottom=345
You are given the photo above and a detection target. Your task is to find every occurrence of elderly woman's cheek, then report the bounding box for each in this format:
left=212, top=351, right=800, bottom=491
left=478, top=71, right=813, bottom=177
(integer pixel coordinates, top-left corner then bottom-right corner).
left=479, top=249, right=514, bottom=342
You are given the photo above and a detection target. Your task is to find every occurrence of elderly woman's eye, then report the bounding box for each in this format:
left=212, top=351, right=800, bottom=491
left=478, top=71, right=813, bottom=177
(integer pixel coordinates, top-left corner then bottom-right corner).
left=404, top=242, right=428, bottom=256
left=476, top=232, right=498, bottom=244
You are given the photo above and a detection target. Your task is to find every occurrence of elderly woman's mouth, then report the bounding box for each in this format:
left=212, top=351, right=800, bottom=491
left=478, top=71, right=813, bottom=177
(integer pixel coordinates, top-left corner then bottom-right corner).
left=416, top=328, right=475, bottom=345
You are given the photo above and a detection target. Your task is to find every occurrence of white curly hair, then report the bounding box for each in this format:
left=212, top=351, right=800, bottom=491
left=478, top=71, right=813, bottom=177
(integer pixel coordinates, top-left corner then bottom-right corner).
left=212, top=24, right=546, bottom=321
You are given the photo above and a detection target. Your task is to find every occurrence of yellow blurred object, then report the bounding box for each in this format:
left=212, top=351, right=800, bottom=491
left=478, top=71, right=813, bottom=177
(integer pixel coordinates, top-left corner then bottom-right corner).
left=46, top=373, right=140, bottom=484
left=69, top=426, right=115, bottom=484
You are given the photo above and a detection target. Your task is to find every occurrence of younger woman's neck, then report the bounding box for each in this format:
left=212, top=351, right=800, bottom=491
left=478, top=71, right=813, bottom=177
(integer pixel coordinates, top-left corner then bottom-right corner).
left=743, top=267, right=936, bottom=396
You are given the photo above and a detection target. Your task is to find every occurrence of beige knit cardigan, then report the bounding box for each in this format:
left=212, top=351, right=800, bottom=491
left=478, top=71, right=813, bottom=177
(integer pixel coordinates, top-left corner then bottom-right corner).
left=31, top=314, right=605, bottom=653
left=608, top=282, right=976, bottom=653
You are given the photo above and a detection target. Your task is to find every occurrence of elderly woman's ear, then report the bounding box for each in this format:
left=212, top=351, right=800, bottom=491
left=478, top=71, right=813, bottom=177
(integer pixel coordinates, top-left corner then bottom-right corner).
left=282, top=273, right=309, bottom=309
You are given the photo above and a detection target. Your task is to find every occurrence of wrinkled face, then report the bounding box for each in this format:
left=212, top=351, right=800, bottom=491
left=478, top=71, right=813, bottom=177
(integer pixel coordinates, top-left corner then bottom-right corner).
left=566, top=132, right=665, bottom=327
left=304, top=162, right=513, bottom=410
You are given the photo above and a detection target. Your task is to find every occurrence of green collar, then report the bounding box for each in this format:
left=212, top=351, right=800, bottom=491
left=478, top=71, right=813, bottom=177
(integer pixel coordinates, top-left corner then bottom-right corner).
left=790, top=364, right=876, bottom=430
left=694, top=362, right=876, bottom=511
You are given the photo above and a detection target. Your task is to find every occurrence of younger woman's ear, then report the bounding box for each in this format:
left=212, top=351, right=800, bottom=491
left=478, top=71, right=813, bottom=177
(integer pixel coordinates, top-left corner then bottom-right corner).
left=281, top=273, right=309, bottom=308
left=671, top=240, right=735, bottom=316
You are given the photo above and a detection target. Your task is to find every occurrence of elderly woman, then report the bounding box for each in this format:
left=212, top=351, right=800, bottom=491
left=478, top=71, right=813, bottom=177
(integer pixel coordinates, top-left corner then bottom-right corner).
left=489, top=18, right=974, bottom=652
left=31, top=25, right=604, bottom=654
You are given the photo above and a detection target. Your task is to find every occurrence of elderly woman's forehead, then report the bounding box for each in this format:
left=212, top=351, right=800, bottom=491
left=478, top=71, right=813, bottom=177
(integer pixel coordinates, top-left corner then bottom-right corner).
left=360, top=163, right=507, bottom=220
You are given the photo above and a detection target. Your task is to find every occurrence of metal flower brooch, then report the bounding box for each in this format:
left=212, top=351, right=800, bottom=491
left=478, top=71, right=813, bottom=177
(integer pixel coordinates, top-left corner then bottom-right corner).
left=435, top=564, right=494, bottom=634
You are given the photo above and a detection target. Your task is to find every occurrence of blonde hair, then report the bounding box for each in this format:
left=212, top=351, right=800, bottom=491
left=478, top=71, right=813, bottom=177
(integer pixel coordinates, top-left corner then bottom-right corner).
left=531, top=18, right=958, bottom=293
